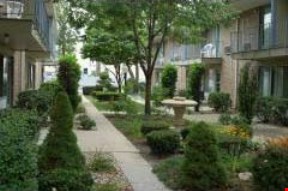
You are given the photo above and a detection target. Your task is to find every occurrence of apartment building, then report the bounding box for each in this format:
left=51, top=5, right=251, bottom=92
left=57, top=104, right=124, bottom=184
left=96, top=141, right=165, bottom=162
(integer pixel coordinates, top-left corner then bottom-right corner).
left=0, top=0, right=57, bottom=109
left=152, top=0, right=288, bottom=107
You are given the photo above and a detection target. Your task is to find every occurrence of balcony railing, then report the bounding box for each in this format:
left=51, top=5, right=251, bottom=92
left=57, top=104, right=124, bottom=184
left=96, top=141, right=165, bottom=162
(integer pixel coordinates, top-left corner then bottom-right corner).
left=34, top=0, right=50, bottom=51
left=0, top=0, right=51, bottom=51
left=231, top=20, right=288, bottom=53
left=0, top=0, right=24, bottom=18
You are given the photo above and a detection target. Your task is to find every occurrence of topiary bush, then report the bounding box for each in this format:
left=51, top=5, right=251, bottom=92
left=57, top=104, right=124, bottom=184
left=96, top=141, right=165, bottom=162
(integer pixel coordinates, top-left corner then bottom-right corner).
left=146, top=130, right=180, bottom=155
left=151, top=85, right=168, bottom=107
left=38, top=92, right=93, bottom=191
left=40, top=80, right=63, bottom=103
left=238, top=64, right=258, bottom=124
left=252, top=137, right=288, bottom=191
left=181, top=122, right=227, bottom=190
left=0, top=109, right=38, bottom=191
left=208, top=92, right=231, bottom=112
left=187, top=63, right=205, bottom=112
left=141, top=120, right=170, bottom=135
left=161, top=64, right=177, bottom=98
left=57, top=54, right=81, bottom=112
left=82, top=85, right=103, bottom=95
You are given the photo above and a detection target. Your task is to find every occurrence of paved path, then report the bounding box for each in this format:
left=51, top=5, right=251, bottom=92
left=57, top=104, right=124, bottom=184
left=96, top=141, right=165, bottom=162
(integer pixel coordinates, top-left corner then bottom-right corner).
left=78, top=96, right=170, bottom=191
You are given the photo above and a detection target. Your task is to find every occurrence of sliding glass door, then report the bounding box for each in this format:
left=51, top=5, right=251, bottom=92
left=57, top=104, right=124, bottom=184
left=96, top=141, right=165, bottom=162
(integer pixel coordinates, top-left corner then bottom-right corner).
left=0, top=56, right=13, bottom=109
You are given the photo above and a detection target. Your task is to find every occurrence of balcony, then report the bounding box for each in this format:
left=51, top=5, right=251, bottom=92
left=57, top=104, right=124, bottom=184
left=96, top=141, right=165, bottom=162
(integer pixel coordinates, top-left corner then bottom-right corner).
left=229, top=0, right=269, bottom=12
left=200, top=41, right=223, bottom=65
left=0, top=0, right=53, bottom=57
left=231, top=20, right=288, bottom=61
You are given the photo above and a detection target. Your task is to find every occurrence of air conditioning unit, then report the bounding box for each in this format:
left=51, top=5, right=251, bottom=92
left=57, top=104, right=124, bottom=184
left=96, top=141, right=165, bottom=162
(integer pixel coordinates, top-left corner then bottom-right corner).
left=244, top=43, right=251, bottom=51
left=224, top=46, right=232, bottom=55
left=0, top=0, right=24, bottom=19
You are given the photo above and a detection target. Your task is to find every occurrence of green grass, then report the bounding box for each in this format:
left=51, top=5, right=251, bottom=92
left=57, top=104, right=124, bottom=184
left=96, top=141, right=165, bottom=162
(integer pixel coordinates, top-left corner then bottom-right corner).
left=153, top=155, right=184, bottom=190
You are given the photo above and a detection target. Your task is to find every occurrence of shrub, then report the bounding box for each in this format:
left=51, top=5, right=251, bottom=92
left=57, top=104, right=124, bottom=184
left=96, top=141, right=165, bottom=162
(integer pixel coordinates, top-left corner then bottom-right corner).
left=88, top=152, right=116, bottom=173
left=161, top=64, right=177, bottom=98
left=98, top=72, right=112, bottom=90
left=38, top=92, right=93, bottom=191
left=181, top=122, right=227, bottom=190
left=92, top=91, right=124, bottom=101
left=0, top=110, right=38, bottom=191
left=255, top=97, right=288, bottom=126
left=76, top=104, right=86, bottom=114
left=57, top=54, right=81, bottom=112
left=77, top=114, right=96, bottom=130
left=17, top=90, right=52, bottom=114
left=253, top=137, right=288, bottom=191
left=40, top=80, right=63, bottom=103
left=141, top=120, right=170, bottom=135
left=238, top=64, right=258, bottom=124
left=208, top=92, right=231, bottom=112
left=146, top=130, right=180, bottom=155
left=151, top=85, right=168, bottom=107
left=218, top=113, right=232, bottom=125
left=82, top=85, right=103, bottom=95
left=187, top=63, right=205, bottom=112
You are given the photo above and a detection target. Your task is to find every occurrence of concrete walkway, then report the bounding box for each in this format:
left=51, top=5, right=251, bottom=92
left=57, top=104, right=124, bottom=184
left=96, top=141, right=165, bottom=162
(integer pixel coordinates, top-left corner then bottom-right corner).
left=78, top=96, right=170, bottom=191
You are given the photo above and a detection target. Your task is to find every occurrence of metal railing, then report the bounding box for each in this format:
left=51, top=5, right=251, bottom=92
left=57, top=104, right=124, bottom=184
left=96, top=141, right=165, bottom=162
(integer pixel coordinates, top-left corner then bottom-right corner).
left=231, top=20, right=288, bottom=53
left=0, top=0, right=52, bottom=51
left=34, top=0, right=50, bottom=51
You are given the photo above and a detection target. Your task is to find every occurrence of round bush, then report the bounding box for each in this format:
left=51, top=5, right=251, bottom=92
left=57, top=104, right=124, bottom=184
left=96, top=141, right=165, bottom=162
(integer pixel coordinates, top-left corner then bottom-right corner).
left=181, top=122, right=227, bottom=190
left=208, top=92, right=231, bottom=112
left=141, top=121, right=170, bottom=135
left=146, top=130, right=180, bottom=155
left=253, top=144, right=288, bottom=190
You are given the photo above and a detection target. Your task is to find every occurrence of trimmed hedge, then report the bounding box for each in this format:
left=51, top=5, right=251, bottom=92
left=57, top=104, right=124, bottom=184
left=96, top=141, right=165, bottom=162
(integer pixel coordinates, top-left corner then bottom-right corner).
left=91, top=91, right=124, bottom=101
left=0, top=109, right=38, bottom=190
left=141, top=120, right=170, bottom=135
left=146, top=130, right=180, bottom=155
left=208, top=92, right=231, bottom=112
left=82, top=85, right=103, bottom=95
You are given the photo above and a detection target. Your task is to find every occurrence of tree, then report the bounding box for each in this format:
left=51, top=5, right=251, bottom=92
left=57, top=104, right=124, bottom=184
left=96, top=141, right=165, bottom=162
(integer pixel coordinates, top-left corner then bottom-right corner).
left=65, top=0, right=237, bottom=115
left=187, top=63, right=205, bottom=112
left=82, top=28, right=137, bottom=93
left=161, top=64, right=177, bottom=98
left=56, top=1, right=78, bottom=55
left=238, top=64, right=258, bottom=124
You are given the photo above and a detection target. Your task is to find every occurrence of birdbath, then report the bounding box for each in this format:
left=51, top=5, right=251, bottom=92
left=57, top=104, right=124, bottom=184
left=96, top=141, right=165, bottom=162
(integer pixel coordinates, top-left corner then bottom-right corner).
left=162, top=97, right=197, bottom=127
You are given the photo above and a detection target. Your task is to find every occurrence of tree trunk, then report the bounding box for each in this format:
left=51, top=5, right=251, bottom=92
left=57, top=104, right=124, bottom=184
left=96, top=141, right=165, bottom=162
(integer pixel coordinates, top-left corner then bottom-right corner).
left=144, top=75, right=152, bottom=115
left=135, top=63, right=139, bottom=93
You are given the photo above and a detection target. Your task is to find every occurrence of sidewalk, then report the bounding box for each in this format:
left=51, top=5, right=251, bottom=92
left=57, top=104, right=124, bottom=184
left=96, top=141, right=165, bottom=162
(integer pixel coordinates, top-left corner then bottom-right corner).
left=78, top=96, right=170, bottom=191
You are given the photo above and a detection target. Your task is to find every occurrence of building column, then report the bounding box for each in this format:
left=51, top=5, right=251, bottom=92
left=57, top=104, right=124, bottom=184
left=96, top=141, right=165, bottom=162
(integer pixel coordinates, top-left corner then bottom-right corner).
left=13, top=50, right=26, bottom=104
left=34, top=61, right=43, bottom=89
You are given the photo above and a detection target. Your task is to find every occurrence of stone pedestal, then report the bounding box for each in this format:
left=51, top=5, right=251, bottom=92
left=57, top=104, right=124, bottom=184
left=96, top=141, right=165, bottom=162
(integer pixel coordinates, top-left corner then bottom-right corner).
left=173, top=106, right=186, bottom=126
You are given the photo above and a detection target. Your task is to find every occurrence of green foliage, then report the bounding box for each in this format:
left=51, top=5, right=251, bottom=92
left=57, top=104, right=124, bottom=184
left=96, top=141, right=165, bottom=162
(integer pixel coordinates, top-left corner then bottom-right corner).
left=92, top=184, right=119, bottom=191
left=208, top=92, right=231, bottom=112
left=92, top=91, right=124, bottom=101
left=77, top=114, right=96, bottom=130
left=38, top=92, right=93, bottom=191
left=255, top=96, right=288, bottom=126
left=98, top=72, right=112, bottom=90
left=82, top=85, right=103, bottom=95
left=17, top=90, right=52, bottom=115
left=153, top=156, right=184, bottom=190
left=253, top=146, right=288, bottom=191
left=146, top=130, right=180, bottom=155
left=76, top=104, right=86, bottom=114
left=57, top=54, right=81, bottom=112
left=238, top=64, right=258, bottom=124
left=151, top=85, right=168, bottom=107
left=0, top=109, right=38, bottom=191
left=141, top=120, right=170, bottom=135
left=40, top=80, right=63, bottom=102
left=187, top=63, right=205, bottom=112
left=88, top=152, right=116, bottom=173
left=0, top=108, right=41, bottom=139
left=161, top=64, right=177, bottom=98
left=182, top=122, right=227, bottom=190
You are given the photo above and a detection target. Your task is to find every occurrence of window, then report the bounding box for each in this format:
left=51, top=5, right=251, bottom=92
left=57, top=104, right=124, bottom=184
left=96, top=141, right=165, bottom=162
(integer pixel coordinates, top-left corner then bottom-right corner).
left=259, top=66, right=288, bottom=98
left=0, top=56, right=13, bottom=109
left=259, top=6, right=272, bottom=49
left=26, top=63, right=35, bottom=89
